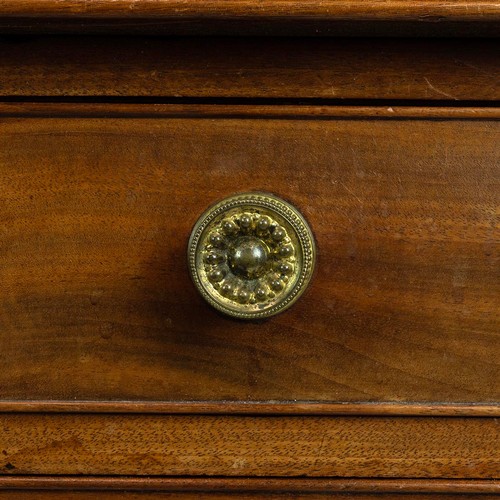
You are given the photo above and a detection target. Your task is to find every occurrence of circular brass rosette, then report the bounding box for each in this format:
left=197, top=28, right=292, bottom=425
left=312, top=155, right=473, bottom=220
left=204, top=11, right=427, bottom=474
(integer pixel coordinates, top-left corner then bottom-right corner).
left=188, top=192, right=316, bottom=319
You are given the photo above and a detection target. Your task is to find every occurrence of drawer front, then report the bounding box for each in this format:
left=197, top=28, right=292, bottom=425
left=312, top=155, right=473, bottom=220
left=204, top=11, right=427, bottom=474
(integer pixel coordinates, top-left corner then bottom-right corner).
left=2, top=414, right=499, bottom=477
left=0, top=104, right=498, bottom=404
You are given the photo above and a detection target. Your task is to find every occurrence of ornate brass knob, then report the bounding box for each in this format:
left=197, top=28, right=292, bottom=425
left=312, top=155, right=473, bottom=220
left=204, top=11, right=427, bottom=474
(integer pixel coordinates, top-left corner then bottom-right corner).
left=188, top=192, right=315, bottom=319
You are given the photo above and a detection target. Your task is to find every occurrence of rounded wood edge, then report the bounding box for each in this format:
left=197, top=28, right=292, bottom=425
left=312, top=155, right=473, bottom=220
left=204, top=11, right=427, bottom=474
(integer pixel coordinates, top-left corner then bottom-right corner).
left=1, top=401, right=499, bottom=416
left=0, top=103, right=499, bottom=119
left=0, top=1, right=499, bottom=21
left=0, top=477, right=499, bottom=494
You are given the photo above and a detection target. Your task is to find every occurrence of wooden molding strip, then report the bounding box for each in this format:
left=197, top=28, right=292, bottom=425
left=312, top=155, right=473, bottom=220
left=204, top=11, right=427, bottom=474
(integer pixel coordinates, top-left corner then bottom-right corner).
left=0, top=1, right=499, bottom=21
left=0, top=477, right=499, bottom=494
left=1, top=2, right=498, bottom=35
left=1, top=103, right=499, bottom=120
left=1, top=401, right=499, bottom=416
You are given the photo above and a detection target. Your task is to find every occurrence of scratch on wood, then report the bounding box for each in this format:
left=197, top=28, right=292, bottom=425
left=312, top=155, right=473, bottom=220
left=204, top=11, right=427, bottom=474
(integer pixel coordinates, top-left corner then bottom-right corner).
left=424, top=77, right=458, bottom=100
left=340, top=182, right=363, bottom=205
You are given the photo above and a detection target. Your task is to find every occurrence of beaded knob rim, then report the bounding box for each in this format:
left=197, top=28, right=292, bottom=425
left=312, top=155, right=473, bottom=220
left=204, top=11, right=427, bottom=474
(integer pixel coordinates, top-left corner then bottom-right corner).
left=188, top=192, right=316, bottom=319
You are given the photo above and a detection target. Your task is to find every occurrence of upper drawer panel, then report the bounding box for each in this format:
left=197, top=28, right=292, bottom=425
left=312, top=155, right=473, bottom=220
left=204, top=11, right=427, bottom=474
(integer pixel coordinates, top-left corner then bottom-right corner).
left=0, top=105, right=498, bottom=404
left=1, top=38, right=499, bottom=101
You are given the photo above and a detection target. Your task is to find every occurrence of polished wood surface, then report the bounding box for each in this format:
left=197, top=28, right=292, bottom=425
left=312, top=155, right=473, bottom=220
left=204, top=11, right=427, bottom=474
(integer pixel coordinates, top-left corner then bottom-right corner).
left=2, top=103, right=499, bottom=119
left=1, top=415, right=499, bottom=477
left=2, top=477, right=499, bottom=494
left=1, top=0, right=499, bottom=36
left=2, top=479, right=500, bottom=499
left=2, top=0, right=498, bottom=20
left=2, top=494, right=499, bottom=499
left=1, top=10, right=499, bottom=495
left=1, top=18, right=500, bottom=496
left=2, top=401, right=499, bottom=416
left=1, top=38, right=499, bottom=101
left=0, top=105, right=498, bottom=403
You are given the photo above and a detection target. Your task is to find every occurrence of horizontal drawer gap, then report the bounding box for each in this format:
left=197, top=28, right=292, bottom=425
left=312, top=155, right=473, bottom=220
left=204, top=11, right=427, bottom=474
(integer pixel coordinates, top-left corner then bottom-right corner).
left=2, top=97, right=500, bottom=107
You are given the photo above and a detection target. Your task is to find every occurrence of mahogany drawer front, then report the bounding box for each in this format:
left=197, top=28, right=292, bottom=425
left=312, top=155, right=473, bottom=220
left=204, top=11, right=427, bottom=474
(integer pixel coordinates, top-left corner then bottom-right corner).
left=1, top=414, right=499, bottom=477
left=0, top=104, right=498, bottom=405
left=1, top=37, right=499, bottom=101
left=1, top=4, right=500, bottom=495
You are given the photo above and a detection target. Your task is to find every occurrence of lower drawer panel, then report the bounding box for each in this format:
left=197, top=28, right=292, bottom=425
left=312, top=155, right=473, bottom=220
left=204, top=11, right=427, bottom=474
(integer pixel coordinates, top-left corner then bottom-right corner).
left=1, top=414, right=499, bottom=477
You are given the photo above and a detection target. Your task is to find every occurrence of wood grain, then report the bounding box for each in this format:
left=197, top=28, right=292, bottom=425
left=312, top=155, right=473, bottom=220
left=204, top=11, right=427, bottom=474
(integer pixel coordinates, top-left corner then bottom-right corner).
left=1, top=415, right=499, bottom=477
left=1, top=1, right=499, bottom=35
left=0, top=105, right=498, bottom=403
left=2, top=479, right=500, bottom=499
left=2, top=103, right=500, bottom=119
left=1, top=37, right=499, bottom=100
left=2, top=494, right=499, bottom=500
left=2, top=477, right=500, bottom=494
left=1, top=1, right=499, bottom=20
left=2, top=401, right=500, bottom=416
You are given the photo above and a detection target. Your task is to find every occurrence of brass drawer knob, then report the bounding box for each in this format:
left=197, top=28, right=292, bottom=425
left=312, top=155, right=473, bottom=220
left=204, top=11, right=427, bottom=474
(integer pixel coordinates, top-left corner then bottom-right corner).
left=188, top=192, right=315, bottom=319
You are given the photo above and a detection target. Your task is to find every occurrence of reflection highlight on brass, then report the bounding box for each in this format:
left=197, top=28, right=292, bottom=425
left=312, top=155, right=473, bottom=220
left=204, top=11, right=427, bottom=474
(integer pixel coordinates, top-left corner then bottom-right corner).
left=188, top=192, right=315, bottom=319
